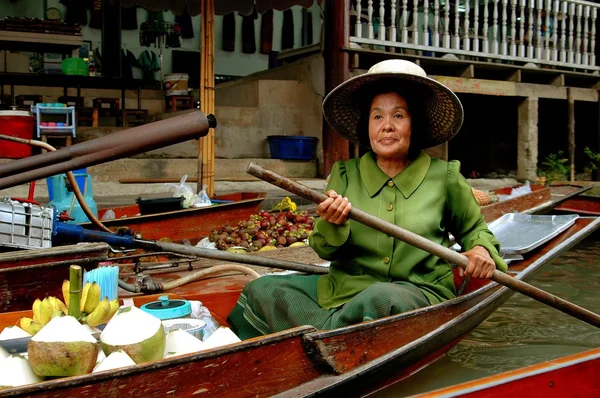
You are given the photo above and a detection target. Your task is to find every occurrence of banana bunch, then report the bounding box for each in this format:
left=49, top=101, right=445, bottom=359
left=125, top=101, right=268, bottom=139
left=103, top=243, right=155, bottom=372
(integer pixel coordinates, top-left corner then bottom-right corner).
left=20, top=296, right=68, bottom=335
left=272, top=196, right=297, bottom=213
left=62, top=280, right=120, bottom=327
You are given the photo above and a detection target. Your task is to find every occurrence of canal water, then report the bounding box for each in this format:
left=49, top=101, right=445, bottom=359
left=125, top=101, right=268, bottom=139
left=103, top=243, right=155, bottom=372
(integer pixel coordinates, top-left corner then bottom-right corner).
left=374, top=229, right=600, bottom=397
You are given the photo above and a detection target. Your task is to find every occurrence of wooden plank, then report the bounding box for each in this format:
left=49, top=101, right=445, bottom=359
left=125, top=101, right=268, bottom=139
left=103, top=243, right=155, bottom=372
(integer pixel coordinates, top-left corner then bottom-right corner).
left=0, top=31, right=83, bottom=47
left=568, top=88, right=576, bottom=181
left=431, top=76, right=517, bottom=96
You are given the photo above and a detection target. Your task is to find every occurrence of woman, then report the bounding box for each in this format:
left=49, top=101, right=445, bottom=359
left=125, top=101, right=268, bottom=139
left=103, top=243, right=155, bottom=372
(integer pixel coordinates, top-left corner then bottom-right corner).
left=227, top=59, right=507, bottom=340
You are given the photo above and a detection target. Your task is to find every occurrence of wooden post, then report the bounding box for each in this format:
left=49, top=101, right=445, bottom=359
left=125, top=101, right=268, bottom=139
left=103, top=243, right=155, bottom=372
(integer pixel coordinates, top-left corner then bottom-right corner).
left=568, top=88, right=575, bottom=182
left=323, top=0, right=351, bottom=177
left=517, top=97, right=538, bottom=182
left=596, top=90, right=600, bottom=181
left=198, top=0, right=215, bottom=195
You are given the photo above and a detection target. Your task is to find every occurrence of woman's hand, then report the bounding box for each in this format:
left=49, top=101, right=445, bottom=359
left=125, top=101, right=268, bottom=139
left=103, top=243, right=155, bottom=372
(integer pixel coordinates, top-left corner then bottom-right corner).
left=317, top=190, right=352, bottom=225
left=459, top=246, right=496, bottom=279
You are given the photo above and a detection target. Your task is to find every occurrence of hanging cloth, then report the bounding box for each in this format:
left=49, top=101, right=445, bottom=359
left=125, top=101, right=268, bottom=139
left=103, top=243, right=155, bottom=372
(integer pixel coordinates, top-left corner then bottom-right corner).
left=121, top=6, right=138, bottom=30
left=147, top=10, right=164, bottom=22
left=260, top=9, right=273, bottom=55
left=59, top=0, right=87, bottom=25
left=240, top=7, right=258, bottom=54
left=138, top=50, right=160, bottom=81
left=222, top=13, right=236, bottom=52
left=89, top=0, right=103, bottom=29
left=302, top=9, right=313, bottom=46
left=281, top=9, right=294, bottom=50
left=121, top=49, right=139, bottom=79
left=175, top=8, right=194, bottom=39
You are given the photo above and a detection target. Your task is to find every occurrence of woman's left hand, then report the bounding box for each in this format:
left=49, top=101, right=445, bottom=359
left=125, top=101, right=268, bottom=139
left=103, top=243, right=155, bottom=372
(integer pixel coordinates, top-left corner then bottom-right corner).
left=459, top=246, right=496, bottom=279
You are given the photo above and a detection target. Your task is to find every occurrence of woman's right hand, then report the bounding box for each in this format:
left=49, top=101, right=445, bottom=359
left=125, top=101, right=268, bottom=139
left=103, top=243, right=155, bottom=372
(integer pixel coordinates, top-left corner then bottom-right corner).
left=317, top=190, right=352, bottom=225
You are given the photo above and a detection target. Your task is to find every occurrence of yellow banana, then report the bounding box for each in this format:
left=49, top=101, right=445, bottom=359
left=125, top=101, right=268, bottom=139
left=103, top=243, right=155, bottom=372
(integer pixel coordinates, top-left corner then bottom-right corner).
left=80, top=282, right=91, bottom=312
left=62, top=279, right=70, bottom=307
left=49, top=296, right=68, bottom=315
left=85, top=297, right=110, bottom=327
left=32, top=299, right=42, bottom=324
left=106, top=299, right=120, bottom=323
left=28, top=322, right=42, bottom=335
left=19, top=317, right=34, bottom=335
left=38, top=298, right=54, bottom=326
left=83, top=282, right=101, bottom=314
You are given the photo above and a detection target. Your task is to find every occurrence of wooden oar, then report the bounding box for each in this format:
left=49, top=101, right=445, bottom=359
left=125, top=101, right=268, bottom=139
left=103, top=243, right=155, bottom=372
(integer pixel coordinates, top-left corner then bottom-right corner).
left=247, top=162, right=600, bottom=328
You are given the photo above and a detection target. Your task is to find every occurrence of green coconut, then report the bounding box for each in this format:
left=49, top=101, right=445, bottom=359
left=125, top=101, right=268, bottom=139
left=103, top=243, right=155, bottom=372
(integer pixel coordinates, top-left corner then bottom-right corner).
left=100, top=305, right=165, bottom=364
left=0, top=355, right=44, bottom=389
left=27, top=315, right=99, bottom=377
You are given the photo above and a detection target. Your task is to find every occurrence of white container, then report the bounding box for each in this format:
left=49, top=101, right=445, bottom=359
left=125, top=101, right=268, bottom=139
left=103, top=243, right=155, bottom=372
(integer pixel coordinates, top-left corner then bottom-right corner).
left=0, top=198, right=53, bottom=250
left=165, top=73, right=189, bottom=96
left=162, top=318, right=206, bottom=339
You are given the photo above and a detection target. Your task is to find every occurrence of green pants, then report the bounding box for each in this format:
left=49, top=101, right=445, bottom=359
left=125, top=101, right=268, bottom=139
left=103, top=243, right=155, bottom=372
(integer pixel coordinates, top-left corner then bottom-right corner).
left=227, top=274, right=430, bottom=340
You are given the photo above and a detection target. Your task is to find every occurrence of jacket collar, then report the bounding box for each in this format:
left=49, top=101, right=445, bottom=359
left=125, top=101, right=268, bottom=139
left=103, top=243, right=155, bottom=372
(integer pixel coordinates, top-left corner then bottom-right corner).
left=360, top=151, right=431, bottom=198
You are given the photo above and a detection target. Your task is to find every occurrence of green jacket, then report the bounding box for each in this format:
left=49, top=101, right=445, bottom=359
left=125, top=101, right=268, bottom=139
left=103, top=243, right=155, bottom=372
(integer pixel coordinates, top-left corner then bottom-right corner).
left=309, top=151, right=507, bottom=310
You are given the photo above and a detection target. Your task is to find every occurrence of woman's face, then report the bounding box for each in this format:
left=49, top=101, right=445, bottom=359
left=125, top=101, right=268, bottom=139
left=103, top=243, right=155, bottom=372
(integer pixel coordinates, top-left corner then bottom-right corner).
left=368, top=92, right=412, bottom=161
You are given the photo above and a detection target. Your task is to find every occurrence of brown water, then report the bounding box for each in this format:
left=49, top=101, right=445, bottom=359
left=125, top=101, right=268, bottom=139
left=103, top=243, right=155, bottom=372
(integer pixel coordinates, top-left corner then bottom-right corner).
left=374, top=230, right=600, bottom=397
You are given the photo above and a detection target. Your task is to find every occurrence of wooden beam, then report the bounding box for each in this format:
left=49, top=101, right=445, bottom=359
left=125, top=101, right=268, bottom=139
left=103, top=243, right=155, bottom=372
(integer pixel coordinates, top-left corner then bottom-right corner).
left=568, top=88, right=575, bottom=182
left=459, top=65, right=475, bottom=79
left=432, top=76, right=517, bottom=96
left=322, top=0, right=351, bottom=176
left=198, top=0, right=216, bottom=195
left=507, top=69, right=521, bottom=82
left=549, top=74, right=565, bottom=86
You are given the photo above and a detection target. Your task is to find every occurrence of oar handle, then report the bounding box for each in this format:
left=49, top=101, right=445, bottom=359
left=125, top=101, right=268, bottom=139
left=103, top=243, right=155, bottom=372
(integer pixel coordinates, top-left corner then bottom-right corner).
left=246, top=162, right=600, bottom=328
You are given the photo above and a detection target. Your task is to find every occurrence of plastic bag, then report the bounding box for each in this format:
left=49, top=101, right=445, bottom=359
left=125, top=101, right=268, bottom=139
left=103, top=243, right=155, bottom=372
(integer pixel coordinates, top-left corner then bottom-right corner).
left=497, top=181, right=532, bottom=202
left=189, top=301, right=220, bottom=341
left=101, top=209, right=115, bottom=220
left=193, top=185, right=212, bottom=208
left=165, top=175, right=197, bottom=208
left=195, top=237, right=217, bottom=250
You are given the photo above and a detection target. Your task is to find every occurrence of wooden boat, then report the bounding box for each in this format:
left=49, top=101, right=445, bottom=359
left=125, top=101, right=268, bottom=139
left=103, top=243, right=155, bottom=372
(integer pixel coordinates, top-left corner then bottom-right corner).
left=0, top=243, right=110, bottom=313
left=81, top=191, right=266, bottom=243
left=480, top=184, right=590, bottom=222
left=0, top=216, right=598, bottom=397
left=554, top=194, right=600, bottom=216
left=413, top=347, right=600, bottom=397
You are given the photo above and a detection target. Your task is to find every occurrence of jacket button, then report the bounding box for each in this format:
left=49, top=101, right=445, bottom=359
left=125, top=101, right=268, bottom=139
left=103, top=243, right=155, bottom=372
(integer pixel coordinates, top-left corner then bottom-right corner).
left=387, top=180, right=394, bottom=187
left=387, top=203, right=393, bottom=211
left=384, top=256, right=390, bottom=264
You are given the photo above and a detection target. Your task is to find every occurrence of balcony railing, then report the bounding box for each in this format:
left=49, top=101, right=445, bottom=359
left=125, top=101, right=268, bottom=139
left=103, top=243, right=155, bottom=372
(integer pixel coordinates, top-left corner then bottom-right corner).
left=349, top=0, right=600, bottom=71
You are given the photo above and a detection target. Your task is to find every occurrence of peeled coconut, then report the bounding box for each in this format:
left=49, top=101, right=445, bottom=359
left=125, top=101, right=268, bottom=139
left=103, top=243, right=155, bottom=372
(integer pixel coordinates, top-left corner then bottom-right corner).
left=0, top=326, right=31, bottom=340
left=203, top=327, right=241, bottom=350
left=100, top=305, right=165, bottom=364
left=0, top=346, right=8, bottom=361
left=0, top=355, right=43, bottom=389
left=93, top=349, right=136, bottom=373
left=27, top=315, right=99, bottom=377
left=164, top=329, right=206, bottom=359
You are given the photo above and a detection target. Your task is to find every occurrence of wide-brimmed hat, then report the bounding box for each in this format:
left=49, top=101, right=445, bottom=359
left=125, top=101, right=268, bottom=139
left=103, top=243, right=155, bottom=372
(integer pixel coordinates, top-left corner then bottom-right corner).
left=322, top=59, right=463, bottom=149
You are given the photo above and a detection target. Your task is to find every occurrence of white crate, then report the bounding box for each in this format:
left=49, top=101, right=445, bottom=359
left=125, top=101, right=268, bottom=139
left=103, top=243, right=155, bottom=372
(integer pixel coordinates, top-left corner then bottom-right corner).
left=0, top=198, right=53, bottom=250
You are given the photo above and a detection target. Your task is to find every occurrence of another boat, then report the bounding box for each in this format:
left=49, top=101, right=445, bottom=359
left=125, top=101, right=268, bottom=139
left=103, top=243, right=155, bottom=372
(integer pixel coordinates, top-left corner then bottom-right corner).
left=480, top=184, right=590, bottom=222
left=413, top=347, right=600, bottom=397
left=554, top=194, right=600, bottom=216
left=0, top=216, right=598, bottom=397
left=81, top=191, right=266, bottom=243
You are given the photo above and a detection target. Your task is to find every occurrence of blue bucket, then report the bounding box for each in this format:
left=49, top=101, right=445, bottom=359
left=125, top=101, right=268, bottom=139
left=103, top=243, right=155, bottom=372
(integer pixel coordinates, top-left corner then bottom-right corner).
left=267, top=136, right=317, bottom=160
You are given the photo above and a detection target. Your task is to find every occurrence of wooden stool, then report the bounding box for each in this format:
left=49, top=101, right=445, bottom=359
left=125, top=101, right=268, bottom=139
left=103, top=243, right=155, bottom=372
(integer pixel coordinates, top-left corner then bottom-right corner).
left=76, top=108, right=98, bottom=127
left=41, top=133, right=72, bottom=149
left=119, top=109, right=148, bottom=127
left=93, top=97, right=120, bottom=126
left=166, top=95, right=195, bottom=112
left=15, top=95, right=43, bottom=110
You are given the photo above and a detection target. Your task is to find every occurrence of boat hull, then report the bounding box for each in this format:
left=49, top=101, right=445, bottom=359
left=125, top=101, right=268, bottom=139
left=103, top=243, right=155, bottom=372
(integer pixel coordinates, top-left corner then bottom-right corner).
left=82, top=191, right=266, bottom=243
left=555, top=195, right=600, bottom=216
left=0, top=218, right=597, bottom=397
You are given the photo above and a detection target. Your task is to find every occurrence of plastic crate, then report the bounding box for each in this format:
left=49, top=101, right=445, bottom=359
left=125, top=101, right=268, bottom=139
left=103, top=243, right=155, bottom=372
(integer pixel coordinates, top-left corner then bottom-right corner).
left=267, top=136, right=317, bottom=160
left=136, top=196, right=184, bottom=215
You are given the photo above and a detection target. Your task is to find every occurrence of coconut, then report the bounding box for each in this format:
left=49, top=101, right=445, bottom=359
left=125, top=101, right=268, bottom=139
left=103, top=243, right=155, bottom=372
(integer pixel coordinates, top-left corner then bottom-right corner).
left=0, top=326, right=31, bottom=340
left=203, top=327, right=241, bottom=350
left=0, top=355, right=43, bottom=389
left=100, top=305, right=165, bottom=364
left=92, top=349, right=136, bottom=373
left=0, top=346, right=8, bottom=361
left=164, top=329, right=206, bottom=359
left=27, top=315, right=99, bottom=377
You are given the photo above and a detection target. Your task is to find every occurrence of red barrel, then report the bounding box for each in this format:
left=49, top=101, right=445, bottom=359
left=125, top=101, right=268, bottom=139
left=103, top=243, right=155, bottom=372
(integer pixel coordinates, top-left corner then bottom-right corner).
left=0, top=110, right=35, bottom=158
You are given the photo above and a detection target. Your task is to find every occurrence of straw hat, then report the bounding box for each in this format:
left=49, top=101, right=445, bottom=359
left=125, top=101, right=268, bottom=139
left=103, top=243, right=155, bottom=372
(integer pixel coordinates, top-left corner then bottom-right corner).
left=322, top=59, right=464, bottom=149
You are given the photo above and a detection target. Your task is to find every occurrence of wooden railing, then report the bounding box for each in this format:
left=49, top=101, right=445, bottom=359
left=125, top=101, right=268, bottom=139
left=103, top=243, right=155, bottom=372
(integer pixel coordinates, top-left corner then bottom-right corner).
left=349, top=0, right=600, bottom=71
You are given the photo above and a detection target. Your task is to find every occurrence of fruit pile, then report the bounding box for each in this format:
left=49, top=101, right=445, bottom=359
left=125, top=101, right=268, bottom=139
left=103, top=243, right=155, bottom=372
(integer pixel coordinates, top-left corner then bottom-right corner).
left=19, top=281, right=119, bottom=335
left=208, top=210, right=315, bottom=252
